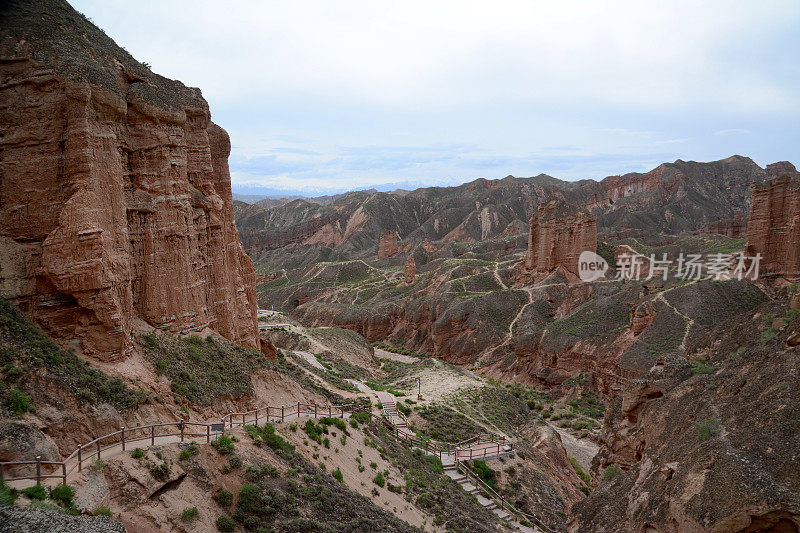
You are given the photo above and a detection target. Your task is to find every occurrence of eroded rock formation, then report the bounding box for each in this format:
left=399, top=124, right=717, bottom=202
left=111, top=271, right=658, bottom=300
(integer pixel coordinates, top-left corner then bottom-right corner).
left=745, top=176, right=800, bottom=278
left=525, top=199, right=597, bottom=278
left=404, top=255, right=416, bottom=284
left=0, top=0, right=259, bottom=359
left=378, top=231, right=400, bottom=258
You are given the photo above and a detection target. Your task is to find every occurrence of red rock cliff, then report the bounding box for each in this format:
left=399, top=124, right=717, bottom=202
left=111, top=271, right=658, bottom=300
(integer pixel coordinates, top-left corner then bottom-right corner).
left=745, top=176, right=800, bottom=279
left=0, top=0, right=259, bottom=359
left=525, top=199, right=597, bottom=277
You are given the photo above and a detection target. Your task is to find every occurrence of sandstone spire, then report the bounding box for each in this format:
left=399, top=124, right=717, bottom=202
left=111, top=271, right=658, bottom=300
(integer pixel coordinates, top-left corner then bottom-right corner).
left=378, top=231, right=400, bottom=258
left=525, top=199, right=597, bottom=278
left=404, top=255, right=416, bottom=284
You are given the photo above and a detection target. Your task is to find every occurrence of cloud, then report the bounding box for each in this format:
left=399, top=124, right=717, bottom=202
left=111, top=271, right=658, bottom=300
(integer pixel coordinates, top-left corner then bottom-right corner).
left=714, top=129, right=750, bottom=136
left=71, top=0, right=800, bottom=191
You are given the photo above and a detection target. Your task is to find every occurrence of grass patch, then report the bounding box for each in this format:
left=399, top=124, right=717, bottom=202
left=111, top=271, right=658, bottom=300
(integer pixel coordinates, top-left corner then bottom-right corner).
left=569, top=457, right=591, bottom=485
left=697, top=418, right=722, bottom=442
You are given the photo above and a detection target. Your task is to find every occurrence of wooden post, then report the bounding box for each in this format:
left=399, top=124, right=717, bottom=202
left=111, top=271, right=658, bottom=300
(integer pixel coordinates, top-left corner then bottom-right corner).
left=97, top=440, right=101, bottom=460
left=255, top=408, right=258, bottom=427
left=0, top=462, right=4, bottom=481
left=151, top=426, right=155, bottom=446
left=281, top=406, right=285, bottom=423
left=207, top=424, right=211, bottom=443
left=242, top=413, right=245, bottom=427
left=297, top=401, right=300, bottom=416
left=35, top=456, right=41, bottom=486
left=328, top=406, right=331, bottom=417
left=180, top=420, right=185, bottom=442
left=77, top=445, right=82, bottom=472
left=121, top=427, right=126, bottom=451
left=62, top=462, right=67, bottom=485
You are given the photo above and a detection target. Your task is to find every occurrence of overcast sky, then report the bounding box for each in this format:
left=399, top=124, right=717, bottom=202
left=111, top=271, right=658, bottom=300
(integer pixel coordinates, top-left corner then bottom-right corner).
left=72, top=0, right=800, bottom=196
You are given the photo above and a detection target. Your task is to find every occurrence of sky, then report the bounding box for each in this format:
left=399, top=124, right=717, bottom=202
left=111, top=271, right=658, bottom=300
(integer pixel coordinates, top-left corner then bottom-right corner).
left=72, top=0, right=800, bottom=197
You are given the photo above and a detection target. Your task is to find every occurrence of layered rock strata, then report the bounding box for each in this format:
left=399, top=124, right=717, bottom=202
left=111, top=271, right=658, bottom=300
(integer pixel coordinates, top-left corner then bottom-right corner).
left=525, top=199, right=597, bottom=277
left=0, top=0, right=260, bottom=359
left=745, top=176, right=800, bottom=279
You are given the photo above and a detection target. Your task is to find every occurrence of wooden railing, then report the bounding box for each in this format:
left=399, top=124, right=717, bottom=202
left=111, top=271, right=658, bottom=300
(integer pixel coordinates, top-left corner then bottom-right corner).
left=0, top=401, right=363, bottom=487
left=457, top=459, right=555, bottom=533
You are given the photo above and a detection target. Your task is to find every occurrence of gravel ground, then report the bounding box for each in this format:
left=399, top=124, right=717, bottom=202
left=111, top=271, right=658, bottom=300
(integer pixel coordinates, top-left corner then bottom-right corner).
left=73, top=471, right=108, bottom=512
left=0, top=505, right=125, bottom=533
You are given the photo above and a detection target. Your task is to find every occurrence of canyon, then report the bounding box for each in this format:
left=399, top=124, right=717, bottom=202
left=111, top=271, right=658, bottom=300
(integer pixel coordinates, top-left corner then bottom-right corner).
left=0, top=1, right=798, bottom=532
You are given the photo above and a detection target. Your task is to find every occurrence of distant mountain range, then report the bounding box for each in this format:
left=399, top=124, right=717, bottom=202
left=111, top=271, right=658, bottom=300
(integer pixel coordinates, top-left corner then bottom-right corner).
left=234, top=156, right=798, bottom=265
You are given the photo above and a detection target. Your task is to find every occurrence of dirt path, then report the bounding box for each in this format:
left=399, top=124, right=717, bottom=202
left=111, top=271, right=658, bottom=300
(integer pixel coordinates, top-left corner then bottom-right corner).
left=493, top=261, right=508, bottom=290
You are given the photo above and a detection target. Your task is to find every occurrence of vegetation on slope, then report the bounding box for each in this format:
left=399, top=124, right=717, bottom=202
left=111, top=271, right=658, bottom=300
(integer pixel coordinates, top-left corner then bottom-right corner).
left=0, top=298, right=145, bottom=413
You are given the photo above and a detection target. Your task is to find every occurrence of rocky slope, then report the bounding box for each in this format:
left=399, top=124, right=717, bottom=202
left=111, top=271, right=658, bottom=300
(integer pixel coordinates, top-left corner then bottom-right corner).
left=0, top=0, right=259, bottom=360
left=569, top=296, right=800, bottom=532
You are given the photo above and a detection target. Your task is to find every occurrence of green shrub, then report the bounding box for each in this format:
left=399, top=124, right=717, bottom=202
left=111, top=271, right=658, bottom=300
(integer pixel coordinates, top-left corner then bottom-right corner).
left=697, top=418, right=722, bottom=441
left=212, top=488, right=233, bottom=507
left=397, top=403, right=411, bottom=416
left=180, top=507, right=199, bottom=521
left=237, top=484, right=260, bottom=513
left=22, top=485, right=47, bottom=501
left=216, top=515, right=236, bottom=532
left=303, top=420, right=324, bottom=443
left=49, top=483, right=74, bottom=506
left=372, top=472, right=386, bottom=488
left=227, top=455, right=242, bottom=469
left=0, top=480, right=17, bottom=506
left=319, top=417, right=347, bottom=432
left=352, top=411, right=371, bottom=424
left=602, top=463, right=622, bottom=481
left=369, top=461, right=377, bottom=469
left=212, top=434, right=235, bottom=455
left=131, top=448, right=145, bottom=459
left=90, top=459, right=105, bottom=472
left=6, top=388, right=33, bottom=415
left=332, top=467, right=343, bottom=483
left=179, top=443, right=199, bottom=460
left=148, top=460, right=171, bottom=482
left=471, top=460, right=498, bottom=492
left=93, top=506, right=111, bottom=517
